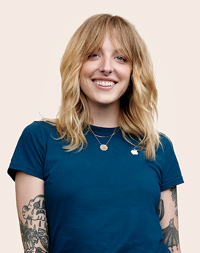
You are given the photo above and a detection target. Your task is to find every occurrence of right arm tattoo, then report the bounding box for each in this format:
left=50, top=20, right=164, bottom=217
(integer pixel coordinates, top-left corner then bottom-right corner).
left=19, top=194, right=49, bottom=253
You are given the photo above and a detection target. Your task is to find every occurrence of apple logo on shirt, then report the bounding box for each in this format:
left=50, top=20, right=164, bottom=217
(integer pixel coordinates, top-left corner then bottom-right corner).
left=131, top=149, right=138, bottom=155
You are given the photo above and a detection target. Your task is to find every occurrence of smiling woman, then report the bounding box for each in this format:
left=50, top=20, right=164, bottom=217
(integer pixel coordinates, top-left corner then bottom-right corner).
left=8, top=14, right=184, bottom=253
left=58, top=14, right=159, bottom=159
left=79, top=33, right=132, bottom=116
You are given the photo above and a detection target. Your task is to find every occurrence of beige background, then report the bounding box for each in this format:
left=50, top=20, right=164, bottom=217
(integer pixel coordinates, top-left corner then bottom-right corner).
left=1, top=0, right=199, bottom=252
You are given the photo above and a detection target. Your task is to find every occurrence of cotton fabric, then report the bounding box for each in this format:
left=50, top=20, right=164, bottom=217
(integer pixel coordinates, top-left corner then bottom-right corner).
left=8, top=121, right=184, bottom=253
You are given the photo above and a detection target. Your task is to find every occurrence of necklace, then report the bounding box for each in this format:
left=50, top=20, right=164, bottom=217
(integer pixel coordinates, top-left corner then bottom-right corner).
left=92, top=133, right=116, bottom=138
left=89, top=127, right=119, bottom=151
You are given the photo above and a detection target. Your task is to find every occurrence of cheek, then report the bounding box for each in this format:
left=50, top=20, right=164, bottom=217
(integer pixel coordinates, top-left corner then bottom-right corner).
left=80, top=61, right=95, bottom=78
left=126, top=68, right=132, bottom=81
left=119, top=67, right=131, bottom=93
left=79, top=74, right=92, bottom=97
left=79, top=65, right=92, bottom=88
left=79, top=70, right=87, bottom=91
left=120, top=83, right=130, bottom=96
left=118, top=65, right=132, bottom=82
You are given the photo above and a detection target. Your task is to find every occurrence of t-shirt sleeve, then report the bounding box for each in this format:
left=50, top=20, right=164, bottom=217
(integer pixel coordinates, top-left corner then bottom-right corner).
left=8, top=121, right=45, bottom=181
left=160, top=135, right=184, bottom=191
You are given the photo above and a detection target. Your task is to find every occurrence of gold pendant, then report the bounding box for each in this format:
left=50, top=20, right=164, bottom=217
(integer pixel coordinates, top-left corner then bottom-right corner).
left=100, top=144, right=108, bottom=151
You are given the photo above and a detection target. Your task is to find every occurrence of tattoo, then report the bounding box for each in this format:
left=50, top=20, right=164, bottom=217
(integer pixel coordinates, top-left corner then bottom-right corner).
left=158, top=199, right=165, bottom=221
left=162, top=218, right=179, bottom=252
left=19, top=195, right=49, bottom=253
left=170, top=187, right=177, bottom=207
left=170, top=186, right=178, bottom=217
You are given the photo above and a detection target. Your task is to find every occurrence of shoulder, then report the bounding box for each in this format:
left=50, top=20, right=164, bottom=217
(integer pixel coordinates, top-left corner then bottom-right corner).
left=158, top=132, right=174, bottom=150
left=22, top=120, right=57, bottom=138
left=156, top=132, right=180, bottom=171
left=156, top=132, right=178, bottom=160
left=157, top=133, right=183, bottom=190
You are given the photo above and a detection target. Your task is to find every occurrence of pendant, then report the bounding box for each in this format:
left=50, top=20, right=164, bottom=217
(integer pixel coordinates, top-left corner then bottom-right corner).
left=100, top=144, right=108, bottom=151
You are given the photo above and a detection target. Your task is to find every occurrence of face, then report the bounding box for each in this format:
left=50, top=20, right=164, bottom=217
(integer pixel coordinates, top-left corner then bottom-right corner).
left=79, top=33, right=132, bottom=110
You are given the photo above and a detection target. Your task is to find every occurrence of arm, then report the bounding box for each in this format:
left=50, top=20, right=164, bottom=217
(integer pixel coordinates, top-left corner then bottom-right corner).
left=15, top=171, right=49, bottom=253
left=159, top=186, right=181, bottom=253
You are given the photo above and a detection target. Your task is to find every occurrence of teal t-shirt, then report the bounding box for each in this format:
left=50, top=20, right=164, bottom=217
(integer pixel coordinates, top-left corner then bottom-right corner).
left=8, top=121, right=184, bottom=253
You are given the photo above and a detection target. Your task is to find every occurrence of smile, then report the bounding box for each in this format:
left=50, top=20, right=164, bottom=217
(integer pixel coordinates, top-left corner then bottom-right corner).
left=93, top=80, right=116, bottom=87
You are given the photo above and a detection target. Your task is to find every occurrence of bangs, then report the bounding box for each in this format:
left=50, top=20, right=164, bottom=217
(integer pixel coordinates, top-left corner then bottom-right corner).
left=81, top=15, right=134, bottom=62
left=107, top=20, right=134, bottom=62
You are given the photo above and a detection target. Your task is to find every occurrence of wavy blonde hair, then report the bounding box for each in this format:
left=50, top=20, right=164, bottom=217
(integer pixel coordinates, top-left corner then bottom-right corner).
left=51, top=14, right=160, bottom=160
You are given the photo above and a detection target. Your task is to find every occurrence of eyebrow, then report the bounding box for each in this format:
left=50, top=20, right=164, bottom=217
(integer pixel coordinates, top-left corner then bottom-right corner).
left=97, top=47, right=125, bottom=55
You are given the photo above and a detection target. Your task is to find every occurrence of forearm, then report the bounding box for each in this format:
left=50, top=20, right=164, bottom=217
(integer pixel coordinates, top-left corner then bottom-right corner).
left=16, top=172, right=49, bottom=253
left=159, top=186, right=181, bottom=253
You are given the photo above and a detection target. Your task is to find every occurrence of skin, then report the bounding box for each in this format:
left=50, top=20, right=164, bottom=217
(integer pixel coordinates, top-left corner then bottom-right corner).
left=160, top=187, right=181, bottom=252
left=79, top=33, right=132, bottom=127
left=16, top=172, right=49, bottom=253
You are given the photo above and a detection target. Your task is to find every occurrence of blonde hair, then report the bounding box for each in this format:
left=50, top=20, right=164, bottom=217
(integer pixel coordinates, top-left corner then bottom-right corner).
left=52, top=14, right=160, bottom=160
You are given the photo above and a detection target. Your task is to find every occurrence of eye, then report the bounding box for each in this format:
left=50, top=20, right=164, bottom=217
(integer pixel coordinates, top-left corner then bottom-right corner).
left=89, top=53, right=100, bottom=58
left=115, top=56, right=126, bottom=61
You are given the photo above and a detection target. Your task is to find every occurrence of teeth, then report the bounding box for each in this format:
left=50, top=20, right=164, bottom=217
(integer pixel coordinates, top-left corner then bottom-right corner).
left=93, top=81, right=115, bottom=87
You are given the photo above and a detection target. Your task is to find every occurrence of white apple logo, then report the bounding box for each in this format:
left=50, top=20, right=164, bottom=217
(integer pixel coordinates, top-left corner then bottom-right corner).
left=131, top=149, right=138, bottom=155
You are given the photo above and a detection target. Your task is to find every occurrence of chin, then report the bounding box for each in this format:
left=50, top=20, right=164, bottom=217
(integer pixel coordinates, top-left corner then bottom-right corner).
left=97, top=100, right=120, bottom=106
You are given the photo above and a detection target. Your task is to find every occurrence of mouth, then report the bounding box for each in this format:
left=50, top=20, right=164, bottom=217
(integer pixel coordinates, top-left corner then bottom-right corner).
left=92, top=80, right=116, bottom=87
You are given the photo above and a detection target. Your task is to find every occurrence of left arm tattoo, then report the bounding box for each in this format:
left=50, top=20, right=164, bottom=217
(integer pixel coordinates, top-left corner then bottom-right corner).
left=159, top=186, right=181, bottom=252
left=158, top=199, right=165, bottom=221
left=162, top=218, right=179, bottom=252
left=170, top=186, right=178, bottom=217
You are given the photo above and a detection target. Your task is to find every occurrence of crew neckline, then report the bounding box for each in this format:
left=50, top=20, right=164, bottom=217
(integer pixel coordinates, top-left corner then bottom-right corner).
left=90, top=125, right=120, bottom=135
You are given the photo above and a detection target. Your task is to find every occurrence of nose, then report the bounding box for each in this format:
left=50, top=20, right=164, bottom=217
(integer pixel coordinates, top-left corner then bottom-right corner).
left=99, top=57, right=114, bottom=75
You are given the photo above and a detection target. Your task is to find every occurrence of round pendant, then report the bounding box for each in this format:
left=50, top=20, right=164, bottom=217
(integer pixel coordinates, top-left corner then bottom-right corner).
left=100, top=144, right=108, bottom=151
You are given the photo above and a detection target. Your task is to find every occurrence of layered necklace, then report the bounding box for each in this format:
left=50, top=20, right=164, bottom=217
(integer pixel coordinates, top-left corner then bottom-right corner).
left=89, top=127, right=119, bottom=151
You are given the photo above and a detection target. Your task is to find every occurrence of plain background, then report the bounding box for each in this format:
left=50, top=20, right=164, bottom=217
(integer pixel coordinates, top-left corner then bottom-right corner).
left=1, top=0, right=199, bottom=252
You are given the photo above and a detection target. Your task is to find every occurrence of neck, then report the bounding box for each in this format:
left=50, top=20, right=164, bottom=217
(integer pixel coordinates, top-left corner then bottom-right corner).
left=88, top=101, right=120, bottom=128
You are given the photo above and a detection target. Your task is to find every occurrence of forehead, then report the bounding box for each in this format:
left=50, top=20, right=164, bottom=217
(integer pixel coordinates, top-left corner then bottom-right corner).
left=95, top=31, right=128, bottom=56
left=98, top=33, right=121, bottom=50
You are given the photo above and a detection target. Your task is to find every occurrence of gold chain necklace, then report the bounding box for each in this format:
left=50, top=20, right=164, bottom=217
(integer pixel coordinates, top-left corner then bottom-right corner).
left=89, top=127, right=119, bottom=151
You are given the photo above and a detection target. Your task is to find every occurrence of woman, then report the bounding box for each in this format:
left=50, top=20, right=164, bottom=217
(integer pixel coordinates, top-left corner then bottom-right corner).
left=8, top=14, right=184, bottom=253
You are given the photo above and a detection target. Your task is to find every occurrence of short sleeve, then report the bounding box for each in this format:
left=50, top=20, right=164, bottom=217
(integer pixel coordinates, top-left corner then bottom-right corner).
left=160, top=134, right=184, bottom=191
left=8, top=122, right=45, bottom=181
